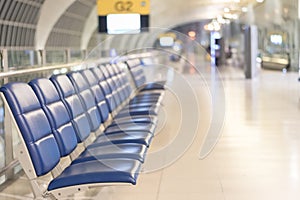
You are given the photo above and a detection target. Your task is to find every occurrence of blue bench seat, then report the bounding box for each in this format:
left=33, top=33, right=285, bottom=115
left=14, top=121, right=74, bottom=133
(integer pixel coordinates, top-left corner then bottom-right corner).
left=73, top=143, right=147, bottom=163
left=0, top=83, right=143, bottom=197
left=48, top=159, right=141, bottom=191
left=29, top=78, right=148, bottom=162
left=125, top=59, right=166, bottom=92
left=0, top=58, right=166, bottom=199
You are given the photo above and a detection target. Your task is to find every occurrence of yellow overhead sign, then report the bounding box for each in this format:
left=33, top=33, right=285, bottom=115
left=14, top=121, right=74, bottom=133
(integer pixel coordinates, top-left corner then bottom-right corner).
left=97, top=0, right=150, bottom=15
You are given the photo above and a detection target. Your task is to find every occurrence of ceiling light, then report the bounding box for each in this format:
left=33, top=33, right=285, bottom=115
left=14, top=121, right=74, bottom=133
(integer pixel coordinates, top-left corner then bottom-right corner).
left=224, top=13, right=232, bottom=19
left=256, top=0, right=264, bottom=3
left=242, top=7, right=248, bottom=12
left=217, top=15, right=226, bottom=24
left=232, top=14, right=238, bottom=19
left=224, top=13, right=238, bottom=19
left=234, top=0, right=240, bottom=2
left=224, top=7, right=230, bottom=13
left=204, top=20, right=222, bottom=31
left=204, top=24, right=214, bottom=31
left=188, top=31, right=196, bottom=38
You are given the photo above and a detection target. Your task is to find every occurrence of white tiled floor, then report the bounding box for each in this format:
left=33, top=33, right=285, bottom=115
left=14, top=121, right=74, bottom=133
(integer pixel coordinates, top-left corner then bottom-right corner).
left=2, top=61, right=300, bottom=199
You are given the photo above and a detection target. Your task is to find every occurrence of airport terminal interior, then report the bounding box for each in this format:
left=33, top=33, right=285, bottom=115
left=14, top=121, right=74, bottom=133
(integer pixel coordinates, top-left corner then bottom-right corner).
left=1, top=0, right=300, bottom=199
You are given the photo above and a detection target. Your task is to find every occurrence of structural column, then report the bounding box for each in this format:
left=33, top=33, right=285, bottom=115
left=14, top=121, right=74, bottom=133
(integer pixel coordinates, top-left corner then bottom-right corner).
left=244, top=25, right=258, bottom=79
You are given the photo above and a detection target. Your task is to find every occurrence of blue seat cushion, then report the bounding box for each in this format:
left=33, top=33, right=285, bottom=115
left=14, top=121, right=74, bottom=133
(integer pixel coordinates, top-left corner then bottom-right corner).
left=48, top=159, right=141, bottom=191
left=120, top=105, right=158, bottom=113
left=105, top=123, right=156, bottom=135
left=0, top=82, right=61, bottom=176
left=29, top=78, right=78, bottom=157
left=141, top=82, right=166, bottom=91
left=136, top=92, right=162, bottom=96
left=116, top=108, right=157, bottom=119
left=132, top=94, right=161, bottom=100
left=73, top=143, right=147, bottom=164
left=129, top=98, right=160, bottom=104
left=124, top=102, right=160, bottom=109
left=91, top=132, right=153, bottom=147
left=109, top=116, right=156, bottom=126
left=111, top=116, right=158, bottom=126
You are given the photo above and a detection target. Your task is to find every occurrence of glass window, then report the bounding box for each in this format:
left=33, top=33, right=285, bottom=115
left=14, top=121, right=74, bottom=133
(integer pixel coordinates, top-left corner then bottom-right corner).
left=46, top=50, right=66, bottom=64
left=70, top=49, right=83, bottom=62
left=7, top=50, right=38, bottom=68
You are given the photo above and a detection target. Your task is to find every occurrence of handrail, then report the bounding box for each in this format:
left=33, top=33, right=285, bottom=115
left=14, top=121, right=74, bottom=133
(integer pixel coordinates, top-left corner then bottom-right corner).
left=114, top=52, right=157, bottom=62
left=0, top=159, right=19, bottom=177
left=0, top=52, right=157, bottom=80
left=0, top=62, right=83, bottom=79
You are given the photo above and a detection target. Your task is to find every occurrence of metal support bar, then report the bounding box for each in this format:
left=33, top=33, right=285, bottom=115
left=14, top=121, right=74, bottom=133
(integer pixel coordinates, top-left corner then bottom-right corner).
left=82, top=49, right=87, bottom=60
left=4, top=100, right=14, bottom=180
left=1, top=49, right=8, bottom=83
left=66, top=49, right=71, bottom=64
left=37, top=49, right=46, bottom=66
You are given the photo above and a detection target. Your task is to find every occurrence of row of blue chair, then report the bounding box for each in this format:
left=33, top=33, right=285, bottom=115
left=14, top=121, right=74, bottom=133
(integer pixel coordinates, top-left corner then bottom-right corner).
left=0, top=59, right=165, bottom=199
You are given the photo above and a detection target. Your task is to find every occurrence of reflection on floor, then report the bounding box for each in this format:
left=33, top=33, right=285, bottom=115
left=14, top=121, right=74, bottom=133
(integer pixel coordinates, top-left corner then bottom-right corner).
left=1, top=63, right=300, bottom=200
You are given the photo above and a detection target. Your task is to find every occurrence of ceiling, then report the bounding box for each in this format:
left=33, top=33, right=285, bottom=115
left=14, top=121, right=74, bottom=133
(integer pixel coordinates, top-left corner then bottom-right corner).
left=151, top=0, right=264, bottom=28
left=0, top=0, right=297, bottom=50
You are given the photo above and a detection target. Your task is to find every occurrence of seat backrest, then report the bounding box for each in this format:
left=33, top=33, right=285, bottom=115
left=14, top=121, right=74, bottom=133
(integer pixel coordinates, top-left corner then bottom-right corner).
left=100, top=65, right=123, bottom=106
left=29, top=78, right=78, bottom=157
left=0, top=82, right=61, bottom=176
left=108, top=64, right=128, bottom=102
left=125, top=59, right=146, bottom=89
left=81, top=69, right=110, bottom=123
left=67, top=71, right=102, bottom=132
left=91, top=67, right=117, bottom=113
left=115, top=63, right=134, bottom=98
left=111, top=63, right=132, bottom=100
left=50, top=75, right=91, bottom=143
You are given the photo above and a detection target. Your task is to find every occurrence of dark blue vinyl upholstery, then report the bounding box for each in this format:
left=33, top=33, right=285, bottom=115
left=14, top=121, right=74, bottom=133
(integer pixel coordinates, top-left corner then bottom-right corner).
left=50, top=75, right=91, bottom=143
left=74, top=143, right=147, bottom=163
left=112, top=63, right=161, bottom=110
left=0, top=58, right=164, bottom=196
left=51, top=73, right=153, bottom=147
left=126, top=59, right=147, bottom=89
left=0, top=83, right=61, bottom=176
left=109, top=64, right=161, bottom=104
left=81, top=69, right=156, bottom=126
left=110, top=116, right=157, bottom=127
left=125, top=59, right=166, bottom=91
left=112, top=64, right=134, bottom=100
left=81, top=69, right=110, bottom=123
left=100, top=66, right=123, bottom=107
left=78, top=69, right=155, bottom=136
left=92, top=67, right=157, bottom=120
left=98, top=67, right=158, bottom=133
left=97, top=65, right=159, bottom=117
left=105, top=123, right=155, bottom=135
left=93, top=131, right=153, bottom=147
left=48, top=159, right=141, bottom=191
left=105, top=64, right=128, bottom=102
left=29, top=78, right=148, bottom=164
left=29, top=78, right=78, bottom=157
left=67, top=72, right=102, bottom=132
left=91, top=67, right=118, bottom=113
